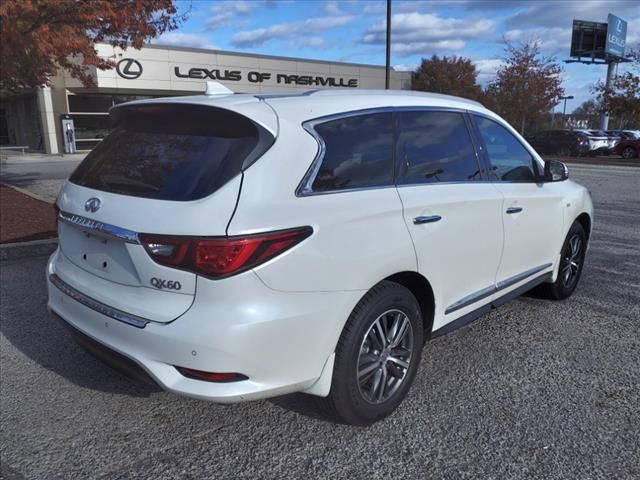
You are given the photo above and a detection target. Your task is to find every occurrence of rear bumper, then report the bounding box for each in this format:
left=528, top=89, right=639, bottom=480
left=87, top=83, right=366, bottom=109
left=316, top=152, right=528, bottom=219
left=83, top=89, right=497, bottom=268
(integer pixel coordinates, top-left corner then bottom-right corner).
left=47, top=248, right=362, bottom=402
left=52, top=310, right=158, bottom=386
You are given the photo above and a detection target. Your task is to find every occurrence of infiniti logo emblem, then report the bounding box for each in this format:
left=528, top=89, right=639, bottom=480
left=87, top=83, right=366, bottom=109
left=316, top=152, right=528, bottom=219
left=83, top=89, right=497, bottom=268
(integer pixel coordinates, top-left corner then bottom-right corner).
left=84, top=197, right=101, bottom=213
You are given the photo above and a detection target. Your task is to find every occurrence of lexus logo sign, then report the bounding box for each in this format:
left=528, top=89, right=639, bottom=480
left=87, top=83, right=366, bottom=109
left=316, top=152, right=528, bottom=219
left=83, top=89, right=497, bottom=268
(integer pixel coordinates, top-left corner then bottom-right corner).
left=116, top=58, right=143, bottom=79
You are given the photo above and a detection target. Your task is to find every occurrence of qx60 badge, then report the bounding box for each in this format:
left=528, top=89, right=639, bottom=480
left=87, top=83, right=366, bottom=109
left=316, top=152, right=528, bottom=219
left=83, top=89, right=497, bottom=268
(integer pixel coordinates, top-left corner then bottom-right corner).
left=150, top=277, right=182, bottom=291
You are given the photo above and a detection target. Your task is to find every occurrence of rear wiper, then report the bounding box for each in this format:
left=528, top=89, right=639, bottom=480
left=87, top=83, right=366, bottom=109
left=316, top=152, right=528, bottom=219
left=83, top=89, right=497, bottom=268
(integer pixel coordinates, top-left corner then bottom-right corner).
left=101, top=174, right=160, bottom=193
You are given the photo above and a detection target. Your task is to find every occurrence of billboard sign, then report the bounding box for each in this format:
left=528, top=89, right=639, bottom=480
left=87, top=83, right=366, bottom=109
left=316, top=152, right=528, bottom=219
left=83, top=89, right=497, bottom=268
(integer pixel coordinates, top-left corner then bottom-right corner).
left=570, top=20, right=607, bottom=59
left=605, top=13, right=627, bottom=58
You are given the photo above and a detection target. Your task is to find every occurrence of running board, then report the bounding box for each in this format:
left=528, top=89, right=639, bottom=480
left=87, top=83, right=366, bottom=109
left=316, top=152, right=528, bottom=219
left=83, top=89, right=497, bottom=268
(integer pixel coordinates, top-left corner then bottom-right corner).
left=431, top=271, right=552, bottom=338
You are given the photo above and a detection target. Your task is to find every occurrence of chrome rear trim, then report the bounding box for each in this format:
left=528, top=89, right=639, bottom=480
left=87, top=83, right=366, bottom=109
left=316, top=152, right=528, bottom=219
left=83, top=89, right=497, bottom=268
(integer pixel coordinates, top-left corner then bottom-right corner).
left=59, top=211, right=139, bottom=244
left=49, top=273, right=149, bottom=328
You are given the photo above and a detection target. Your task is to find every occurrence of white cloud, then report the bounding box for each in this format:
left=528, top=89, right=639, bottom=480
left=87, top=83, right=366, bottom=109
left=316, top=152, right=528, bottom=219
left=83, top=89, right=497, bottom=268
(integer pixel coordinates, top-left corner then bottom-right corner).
left=626, top=17, right=640, bottom=46
left=207, top=12, right=236, bottom=29
left=503, top=27, right=571, bottom=56
left=302, top=36, right=329, bottom=48
left=473, top=58, right=503, bottom=84
left=206, top=0, right=258, bottom=30
left=232, top=16, right=354, bottom=47
left=393, top=63, right=417, bottom=71
left=212, top=0, right=257, bottom=15
left=324, top=1, right=345, bottom=16
left=363, top=1, right=386, bottom=14
left=392, top=40, right=466, bottom=55
left=152, top=32, right=217, bottom=50
left=360, top=12, right=494, bottom=57
left=362, top=12, right=495, bottom=44
left=505, top=1, right=637, bottom=30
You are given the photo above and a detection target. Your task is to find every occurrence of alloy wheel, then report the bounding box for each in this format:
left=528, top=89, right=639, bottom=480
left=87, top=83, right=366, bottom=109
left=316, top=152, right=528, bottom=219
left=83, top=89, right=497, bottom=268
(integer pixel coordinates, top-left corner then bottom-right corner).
left=357, top=309, right=414, bottom=404
left=561, top=234, right=583, bottom=288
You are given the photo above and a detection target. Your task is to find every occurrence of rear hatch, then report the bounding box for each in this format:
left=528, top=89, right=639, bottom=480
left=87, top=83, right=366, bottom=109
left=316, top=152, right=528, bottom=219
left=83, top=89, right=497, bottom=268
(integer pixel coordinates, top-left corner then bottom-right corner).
left=54, top=99, right=276, bottom=323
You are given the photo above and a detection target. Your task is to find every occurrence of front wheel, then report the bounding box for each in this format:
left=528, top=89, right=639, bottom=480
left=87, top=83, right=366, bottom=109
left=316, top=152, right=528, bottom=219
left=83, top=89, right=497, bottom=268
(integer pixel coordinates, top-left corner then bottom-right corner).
left=537, top=222, right=587, bottom=300
left=322, top=281, right=424, bottom=425
left=621, top=146, right=638, bottom=159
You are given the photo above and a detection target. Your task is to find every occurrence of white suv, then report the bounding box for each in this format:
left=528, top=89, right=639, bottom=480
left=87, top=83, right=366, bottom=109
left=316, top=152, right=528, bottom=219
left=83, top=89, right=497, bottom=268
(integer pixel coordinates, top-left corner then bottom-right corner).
left=47, top=88, right=593, bottom=425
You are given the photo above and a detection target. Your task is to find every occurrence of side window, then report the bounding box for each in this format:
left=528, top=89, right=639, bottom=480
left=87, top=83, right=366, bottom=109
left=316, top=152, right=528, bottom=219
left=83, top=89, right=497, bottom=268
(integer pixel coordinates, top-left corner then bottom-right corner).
left=474, top=116, right=539, bottom=182
left=396, top=111, right=481, bottom=184
left=310, top=113, right=393, bottom=192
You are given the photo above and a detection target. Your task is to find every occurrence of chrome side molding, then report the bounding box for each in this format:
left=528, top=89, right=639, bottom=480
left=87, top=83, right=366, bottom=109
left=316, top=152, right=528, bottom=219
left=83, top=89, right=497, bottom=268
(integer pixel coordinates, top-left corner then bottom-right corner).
left=445, top=263, right=553, bottom=314
left=49, top=274, right=149, bottom=328
left=59, top=211, right=139, bottom=244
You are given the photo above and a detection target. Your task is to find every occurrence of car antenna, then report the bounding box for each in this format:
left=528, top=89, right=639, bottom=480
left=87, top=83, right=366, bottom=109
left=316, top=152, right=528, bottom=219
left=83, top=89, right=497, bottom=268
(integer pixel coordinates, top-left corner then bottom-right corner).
left=205, top=81, right=234, bottom=96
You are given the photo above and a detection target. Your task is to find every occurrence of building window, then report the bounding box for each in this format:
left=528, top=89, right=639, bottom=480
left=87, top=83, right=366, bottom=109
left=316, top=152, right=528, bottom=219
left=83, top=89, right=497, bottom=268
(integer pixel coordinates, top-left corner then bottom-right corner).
left=66, top=94, right=155, bottom=150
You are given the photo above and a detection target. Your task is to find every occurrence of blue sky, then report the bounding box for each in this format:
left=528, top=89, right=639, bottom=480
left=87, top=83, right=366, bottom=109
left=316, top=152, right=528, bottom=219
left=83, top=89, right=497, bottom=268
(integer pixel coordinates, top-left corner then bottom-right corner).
left=153, top=0, right=640, bottom=112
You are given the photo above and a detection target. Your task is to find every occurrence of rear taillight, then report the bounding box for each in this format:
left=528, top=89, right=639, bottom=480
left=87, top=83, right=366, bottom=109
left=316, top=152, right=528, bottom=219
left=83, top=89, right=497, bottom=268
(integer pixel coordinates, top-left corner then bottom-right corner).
left=139, top=227, right=312, bottom=279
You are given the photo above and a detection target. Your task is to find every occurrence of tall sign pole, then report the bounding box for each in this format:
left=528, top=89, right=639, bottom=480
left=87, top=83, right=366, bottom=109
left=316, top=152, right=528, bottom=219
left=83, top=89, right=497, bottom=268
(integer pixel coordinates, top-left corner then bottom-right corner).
left=566, top=13, right=629, bottom=130
left=600, top=61, right=616, bottom=130
left=385, top=0, right=391, bottom=89
left=600, top=14, right=627, bottom=130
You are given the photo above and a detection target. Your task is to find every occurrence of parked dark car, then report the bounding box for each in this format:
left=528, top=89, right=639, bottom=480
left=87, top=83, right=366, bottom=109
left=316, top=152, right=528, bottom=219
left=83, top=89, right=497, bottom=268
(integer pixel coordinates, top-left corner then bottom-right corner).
left=614, top=138, right=640, bottom=159
left=526, top=129, right=590, bottom=156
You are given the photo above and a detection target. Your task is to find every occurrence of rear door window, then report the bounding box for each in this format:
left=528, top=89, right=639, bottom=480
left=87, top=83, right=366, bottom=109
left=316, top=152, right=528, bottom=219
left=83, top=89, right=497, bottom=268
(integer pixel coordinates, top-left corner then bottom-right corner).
left=396, top=110, right=482, bottom=184
left=70, top=104, right=273, bottom=201
left=307, top=112, right=394, bottom=193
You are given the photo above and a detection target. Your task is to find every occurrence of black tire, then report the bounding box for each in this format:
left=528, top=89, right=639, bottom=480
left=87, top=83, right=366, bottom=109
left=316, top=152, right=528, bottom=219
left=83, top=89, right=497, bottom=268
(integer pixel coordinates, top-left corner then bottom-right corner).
left=537, top=222, right=587, bottom=300
left=559, top=147, right=572, bottom=157
left=621, top=146, right=638, bottom=159
left=321, top=281, right=424, bottom=425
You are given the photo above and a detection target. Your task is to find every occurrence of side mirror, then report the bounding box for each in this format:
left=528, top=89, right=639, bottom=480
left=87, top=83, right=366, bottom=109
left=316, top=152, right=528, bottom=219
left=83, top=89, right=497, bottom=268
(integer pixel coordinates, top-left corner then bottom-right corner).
left=544, top=159, right=569, bottom=182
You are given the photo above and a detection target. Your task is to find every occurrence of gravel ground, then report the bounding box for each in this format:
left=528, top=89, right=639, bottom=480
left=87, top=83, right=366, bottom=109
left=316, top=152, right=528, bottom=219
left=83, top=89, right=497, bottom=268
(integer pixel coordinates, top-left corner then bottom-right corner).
left=1, top=164, right=639, bottom=479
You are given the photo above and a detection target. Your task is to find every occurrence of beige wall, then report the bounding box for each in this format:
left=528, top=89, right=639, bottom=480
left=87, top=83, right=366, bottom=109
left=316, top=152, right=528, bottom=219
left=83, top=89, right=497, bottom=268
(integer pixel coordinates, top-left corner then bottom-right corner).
left=39, top=44, right=412, bottom=153
left=84, top=44, right=411, bottom=94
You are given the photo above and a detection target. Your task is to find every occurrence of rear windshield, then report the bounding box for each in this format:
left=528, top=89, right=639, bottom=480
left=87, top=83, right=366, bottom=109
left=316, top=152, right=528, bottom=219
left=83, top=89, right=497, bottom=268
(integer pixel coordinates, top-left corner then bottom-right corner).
left=69, top=104, right=273, bottom=201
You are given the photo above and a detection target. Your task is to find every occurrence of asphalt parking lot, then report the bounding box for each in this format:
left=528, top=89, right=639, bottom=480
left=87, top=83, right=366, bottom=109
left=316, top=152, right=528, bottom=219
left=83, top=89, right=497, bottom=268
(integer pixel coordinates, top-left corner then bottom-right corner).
left=1, top=163, right=639, bottom=479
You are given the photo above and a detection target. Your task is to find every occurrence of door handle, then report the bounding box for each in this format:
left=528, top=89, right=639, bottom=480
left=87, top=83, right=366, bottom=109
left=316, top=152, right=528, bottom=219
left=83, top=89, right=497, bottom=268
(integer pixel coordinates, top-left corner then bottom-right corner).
left=506, top=207, right=523, bottom=214
left=413, top=215, right=442, bottom=225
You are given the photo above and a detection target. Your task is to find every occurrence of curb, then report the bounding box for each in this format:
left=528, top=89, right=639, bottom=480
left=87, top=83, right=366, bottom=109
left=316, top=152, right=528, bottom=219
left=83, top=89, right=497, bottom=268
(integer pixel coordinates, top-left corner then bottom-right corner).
left=0, top=182, right=55, bottom=204
left=0, top=238, right=58, bottom=261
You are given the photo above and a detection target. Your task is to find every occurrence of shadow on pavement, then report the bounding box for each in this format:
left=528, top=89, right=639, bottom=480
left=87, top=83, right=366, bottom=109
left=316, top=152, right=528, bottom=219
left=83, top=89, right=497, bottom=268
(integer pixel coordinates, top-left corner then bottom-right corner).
left=0, top=256, right=161, bottom=398
left=269, top=393, right=340, bottom=424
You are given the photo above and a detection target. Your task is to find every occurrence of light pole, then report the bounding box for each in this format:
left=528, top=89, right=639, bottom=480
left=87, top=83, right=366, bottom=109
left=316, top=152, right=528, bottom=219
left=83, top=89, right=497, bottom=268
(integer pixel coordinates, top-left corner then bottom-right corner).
left=559, top=95, right=574, bottom=127
left=385, top=0, right=391, bottom=89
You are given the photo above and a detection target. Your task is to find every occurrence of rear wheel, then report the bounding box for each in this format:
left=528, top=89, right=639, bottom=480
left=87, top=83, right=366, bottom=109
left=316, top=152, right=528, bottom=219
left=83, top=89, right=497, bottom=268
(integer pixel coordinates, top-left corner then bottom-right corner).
left=621, top=146, right=638, bottom=159
left=537, top=222, right=587, bottom=300
left=322, top=281, right=424, bottom=425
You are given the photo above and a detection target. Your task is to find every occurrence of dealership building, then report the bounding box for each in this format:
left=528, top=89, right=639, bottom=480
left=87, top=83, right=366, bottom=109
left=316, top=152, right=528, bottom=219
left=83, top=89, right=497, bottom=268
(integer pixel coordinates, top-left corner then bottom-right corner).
left=1, top=43, right=412, bottom=154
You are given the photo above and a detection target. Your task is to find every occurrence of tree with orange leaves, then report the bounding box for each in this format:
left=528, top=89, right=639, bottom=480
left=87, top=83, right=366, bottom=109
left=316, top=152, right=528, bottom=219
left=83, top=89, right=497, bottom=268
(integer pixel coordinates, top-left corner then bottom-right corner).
left=0, top=0, right=186, bottom=91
